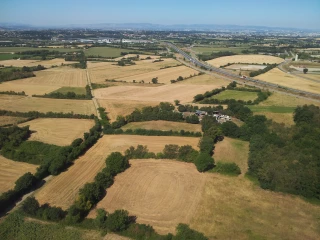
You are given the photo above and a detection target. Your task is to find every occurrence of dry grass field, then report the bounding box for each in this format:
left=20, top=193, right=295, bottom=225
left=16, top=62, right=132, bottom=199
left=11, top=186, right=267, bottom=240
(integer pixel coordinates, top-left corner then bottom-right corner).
left=213, top=137, right=249, bottom=175
left=176, top=74, right=229, bottom=86
left=98, top=99, right=159, bottom=122
left=0, top=155, right=38, bottom=194
left=0, top=67, right=87, bottom=95
left=190, top=174, right=320, bottom=240
left=0, top=116, right=27, bottom=126
left=255, top=68, right=320, bottom=94
left=94, top=84, right=225, bottom=103
left=206, top=54, right=283, bottom=67
left=118, top=66, right=199, bottom=84
left=87, top=59, right=180, bottom=83
left=0, top=95, right=96, bottom=115
left=19, top=118, right=94, bottom=146
left=0, top=58, right=77, bottom=68
left=121, top=120, right=202, bottom=132
left=298, top=73, right=320, bottom=81
left=254, top=111, right=294, bottom=126
left=89, top=159, right=207, bottom=235
left=35, top=135, right=200, bottom=209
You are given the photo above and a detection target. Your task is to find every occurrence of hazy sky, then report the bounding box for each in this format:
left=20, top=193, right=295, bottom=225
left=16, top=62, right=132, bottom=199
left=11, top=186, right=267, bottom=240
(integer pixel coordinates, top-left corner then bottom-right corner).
left=1, top=0, right=319, bottom=29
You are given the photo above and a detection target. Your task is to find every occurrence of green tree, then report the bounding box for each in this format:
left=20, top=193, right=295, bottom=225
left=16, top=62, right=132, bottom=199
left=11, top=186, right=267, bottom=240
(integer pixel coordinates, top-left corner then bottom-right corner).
left=163, top=144, right=179, bottom=159
left=105, top=152, right=129, bottom=176
left=174, top=223, right=208, bottom=240
left=14, top=172, right=36, bottom=193
left=21, top=197, right=39, bottom=215
left=204, top=126, right=223, bottom=143
left=303, top=68, right=308, bottom=74
left=94, top=208, right=107, bottom=229
left=198, top=137, right=214, bottom=155
left=106, top=209, right=130, bottom=232
left=151, top=77, right=158, bottom=84
left=174, top=99, right=180, bottom=106
left=194, top=153, right=214, bottom=172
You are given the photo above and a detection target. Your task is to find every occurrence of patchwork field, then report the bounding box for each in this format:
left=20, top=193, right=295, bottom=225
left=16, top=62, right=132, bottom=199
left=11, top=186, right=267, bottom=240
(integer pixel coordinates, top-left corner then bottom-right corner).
left=213, top=90, right=258, bottom=101
left=206, top=54, right=283, bottom=67
left=89, top=159, right=206, bottom=234
left=85, top=47, right=136, bottom=58
left=98, top=99, right=160, bottom=122
left=213, top=137, right=249, bottom=175
left=297, top=73, right=320, bottom=81
left=118, top=66, right=199, bottom=84
left=121, top=120, right=202, bottom=132
left=0, top=116, right=27, bottom=126
left=0, top=95, right=96, bottom=115
left=87, top=58, right=180, bottom=83
left=19, top=118, right=95, bottom=146
left=0, top=67, right=87, bottom=95
left=190, top=174, right=320, bottom=240
left=0, top=58, right=77, bottom=68
left=255, top=68, right=320, bottom=94
left=0, top=47, right=80, bottom=53
left=0, top=155, right=38, bottom=194
left=175, top=74, right=229, bottom=86
left=94, top=84, right=226, bottom=103
left=35, top=135, right=200, bottom=209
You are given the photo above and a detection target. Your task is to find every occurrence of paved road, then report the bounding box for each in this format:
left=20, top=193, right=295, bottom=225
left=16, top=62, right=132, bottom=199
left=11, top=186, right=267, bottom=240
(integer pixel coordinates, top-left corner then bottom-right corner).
left=166, top=42, right=320, bottom=99
left=86, top=69, right=101, bottom=120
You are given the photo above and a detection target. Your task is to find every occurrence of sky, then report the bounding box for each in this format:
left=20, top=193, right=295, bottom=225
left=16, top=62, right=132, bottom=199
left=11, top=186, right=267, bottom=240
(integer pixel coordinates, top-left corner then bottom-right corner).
left=1, top=0, right=319, bottom=29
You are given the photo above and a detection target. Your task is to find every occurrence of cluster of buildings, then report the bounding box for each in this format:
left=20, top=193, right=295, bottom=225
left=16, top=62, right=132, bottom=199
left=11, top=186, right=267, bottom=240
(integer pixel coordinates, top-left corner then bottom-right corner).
left=195, top=110, right=232, bottom=123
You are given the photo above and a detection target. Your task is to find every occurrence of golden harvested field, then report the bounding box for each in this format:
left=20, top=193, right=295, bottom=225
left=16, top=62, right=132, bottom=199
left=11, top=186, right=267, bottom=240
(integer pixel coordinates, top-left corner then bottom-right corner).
left=94, top=84, right=224, bottom=103
left=176, top=74, right=229, bottom=86
left=0, top=58, right=77, bottom=68
left=87, top=59, right=180, bottom=83
left=0, top=155, right=38, bottom=194
left=256, top=68, right=320, bottom=94
left=122, top=120, right=202, bottom=132
left=206, top=54, right=283, bottom=67
left=35, top=135, right=200, bottom=209
left=0, top=95, right=96, bottom=115
left=89, top=159, right=207, bottom=235
left=213, top=137, right=249, bottom=175
left=0, top=116, right=27, bottom=126
left=118, top=66, right=199, bottom=84
left=98, top=99, right=159, bottom=122
left=298, top=73, right=320, bottom=81
left=254, top=111, right=294, bottom=126
left=190, top=174, right=320, bottom=240
left=19, top=118, right=95, bottom=146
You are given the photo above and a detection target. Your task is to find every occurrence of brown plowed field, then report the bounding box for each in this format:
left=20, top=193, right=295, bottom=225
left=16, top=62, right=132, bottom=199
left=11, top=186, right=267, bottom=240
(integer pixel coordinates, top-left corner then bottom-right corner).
left=0, top=95, right=96, bottom=115
left=0, top=155, right=38, bottom=194
left=98, top=99, right=159, bottom=122
left=35, top=135, right=199, bottom=209
left=19, top=118, right=95, bottom=146
left=94, top=84, right=223, bottom=103
left=88, top=159, right=207, bottom=235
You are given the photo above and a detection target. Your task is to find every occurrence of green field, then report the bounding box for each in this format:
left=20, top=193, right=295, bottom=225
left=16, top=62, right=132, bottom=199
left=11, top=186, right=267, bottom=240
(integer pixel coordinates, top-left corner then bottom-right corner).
left=213, top=90, right=258, bottom=101
left=85, top=47, right=133, bottom=58
left=193, top=46, right=250, bottom=54
left=0, top=47, right=81, bottom=53
left=248, top=105, right=296, bottom=113
left=0, top=53, right=21, bottom=60
left=51, top=87, right=86, bottom=95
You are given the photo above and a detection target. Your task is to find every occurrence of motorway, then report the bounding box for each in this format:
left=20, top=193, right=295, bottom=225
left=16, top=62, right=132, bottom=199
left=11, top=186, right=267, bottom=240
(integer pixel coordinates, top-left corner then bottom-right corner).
left=166, top=42, right=320, bottom=99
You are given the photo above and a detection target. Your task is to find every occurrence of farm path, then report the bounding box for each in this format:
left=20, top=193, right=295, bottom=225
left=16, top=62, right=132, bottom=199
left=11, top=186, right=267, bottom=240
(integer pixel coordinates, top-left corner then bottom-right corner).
left=86, top=69, right=101, bottom=120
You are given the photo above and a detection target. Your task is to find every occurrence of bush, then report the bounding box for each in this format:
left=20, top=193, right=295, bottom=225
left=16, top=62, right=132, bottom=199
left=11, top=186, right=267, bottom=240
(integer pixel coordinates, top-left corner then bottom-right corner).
left=106, top=209, right=130, bottom=232
left=95, top=172, right=114, bottom=188
left=178, top=145, right=199, bottom=162
left=194, top=153, right=214, bottom=172
left=211, top=162, right=241, bottom=176
left=105, top=152, right=129, bottom=176
left=198, top=137, right=214, bottom=155
left=174, top=223, right=208, bottom=240
left=21, top=197, right=40, bottom=215
left=14, top=172, right=37, bottom=193
left=163, top=144, right=179, bottom=159
left=221, top=121, right=240, bottom=138
left=186, top=115, right=200, bottom=124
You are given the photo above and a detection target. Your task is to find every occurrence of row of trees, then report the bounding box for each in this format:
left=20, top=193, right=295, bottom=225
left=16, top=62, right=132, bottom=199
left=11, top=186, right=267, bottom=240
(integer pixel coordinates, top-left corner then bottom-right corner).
left=109, top=128, right=202, bottom=137
left=249, top=63, right=277, bottom=77
left=0, top=90, right=26, bottom=96
left=198, top=51, right=236, bottom=61
left=170, top=72, right=204, bottom=84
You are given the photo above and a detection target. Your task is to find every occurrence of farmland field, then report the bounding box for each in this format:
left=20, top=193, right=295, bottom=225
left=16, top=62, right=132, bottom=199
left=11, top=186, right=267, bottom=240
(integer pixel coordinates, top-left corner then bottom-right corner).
left=175, top=73, right=229, bottom=86
left=190, top=173, right=320, bottom=240
left=193, top=46, right=250, bottom=54
left=213, top=90, right=258, bottom=101
left=121, top=120, right=202, bottom=132
left=118, top=65, right=199, bottom=84
left=85, top=47, right=139, bottom=58
left=98, top=99, right=159, bottom=122
left=35, top=135, right=200, bottom=209
left=255, top=68, right=320, bottom=94
left=0, top=116, right=27, bottom=126
left=0, top=47, right=80, bottom=53
left=0, top=155, right=38, bottom=194
left=88, top=159, right=206, bottom=234
left=0, top=95, right=96, bottom=115
left=0, top=53, right=20, bottom=60
left=19, top=118, right=94, bottom=146
left=87, top=58, right=180, bottom=83
left=213, top=137, right=249, bottom=175
left=94, top=84, right=226, bottom=103
left=51, top=86, right=86, bottom=95
left=206, top=54, right=283, bottom=67
left=297, top=73, right=320, bottom=81
left=0, top=58, right=78, bottom=68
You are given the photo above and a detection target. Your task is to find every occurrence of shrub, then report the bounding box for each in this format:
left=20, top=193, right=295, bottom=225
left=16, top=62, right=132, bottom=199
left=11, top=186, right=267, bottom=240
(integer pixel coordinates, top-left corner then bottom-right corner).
left=186, top=115, right=200, bottom=124
left=106, top=209, right=130, bottom=232
left=211, top=162, right=241, bottom=176
left=198, top=137, right=214, bottom=155
left=178, top=145, right=199, bottom=162
left=174, top=223, right=208, bottom=240
left=105, top=152, right=129, bottom=176
left=195, top=153, right=214, bottom=172
left=21, top=197, right=39, bottom=215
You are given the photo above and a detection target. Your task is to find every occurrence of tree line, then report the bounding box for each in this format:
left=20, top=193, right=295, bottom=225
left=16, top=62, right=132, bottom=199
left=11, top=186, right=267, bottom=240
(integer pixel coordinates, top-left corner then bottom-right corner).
left=32, top=85, right=92, bottom=100
left=0, top=90, right=26, bottom=96
left=197, top=51, right=236, bottom=61
left=249, top=63, right=278, bottom=77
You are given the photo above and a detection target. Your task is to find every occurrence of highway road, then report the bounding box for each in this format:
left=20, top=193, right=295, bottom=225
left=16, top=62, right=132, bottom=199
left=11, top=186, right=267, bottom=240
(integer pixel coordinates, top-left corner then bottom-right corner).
left=165, top=42, right=320, bottom=99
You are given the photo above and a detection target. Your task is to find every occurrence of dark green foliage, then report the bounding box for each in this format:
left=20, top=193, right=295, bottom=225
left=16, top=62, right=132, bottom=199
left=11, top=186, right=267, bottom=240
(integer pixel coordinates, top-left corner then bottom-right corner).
left=106, top=209, right=130, bottom=232
left=124, top=145, right=156, bottom=159
left=186, top=115, right=200, bottom=124
left=108, top=128, right=201, bottom=137
left=94, top=208, right=108, bottom=230
left=178, top=145, right=199, bottom=162
left=249, top=64, right=277, bottom=77
left=121, top=223, right=173, bottom=240
left=221, top=121, right=240, bottom=138
left=204, top=126, right=223, bottom=143
left=163, top=144, right=179, bottom=159
left=37, top=204, right=66, bottom=221
left=198, top=51, right=236, bottom=61
left=111, top=116, right=127, bottom=129
left=0, top=125, right=30, bottom=149
left=193, top=94, right=205, bottom=102
left=105, top=152, right=129, bottom=176
left=95, top=172, right=114, bottom=188
left=14, top=172, right=37, bottom=192
left=201, top=115, right=218, bottom=132
left=194, top=153, right=214, bottom=172
left=0, top=90, right=26, bottom=95
left=177, top=105, right=187, bottom=112
left=174, top=223, right=208, bottom=240
left=0, top=109, right=94, bottom=119
left=21, top=197, right=40, bottom=215
left=33, top=85, right=92, bottom=99
left=79, top=182, right=104, bottom=204
left=198, top=137, right=214, bottom=155
left=211, top=162, right=241, bottom=176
